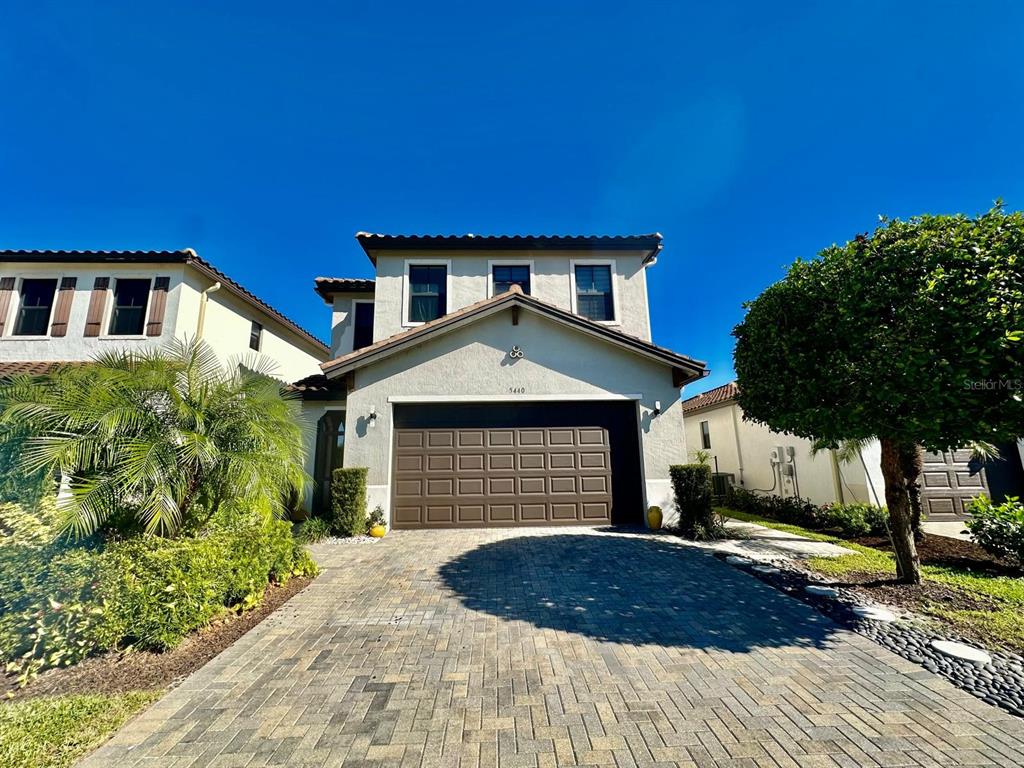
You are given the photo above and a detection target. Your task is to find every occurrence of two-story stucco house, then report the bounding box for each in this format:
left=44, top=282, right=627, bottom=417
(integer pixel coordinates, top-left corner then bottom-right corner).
left=0, top=249, right=328, bottom=381
left=296, top=233, right=707, bottom=528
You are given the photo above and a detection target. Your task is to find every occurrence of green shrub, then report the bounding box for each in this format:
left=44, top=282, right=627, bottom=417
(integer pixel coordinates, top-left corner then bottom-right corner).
left=330, top=467, right=368, bottom=537
left=670, top=464, right=720, bottom=539
left=820, top=502, right=889, bottom=538
left=724, top=486, right=825, bottom=528
left=0, top=510, right=316, bottom=683
left=296, top=516, right=331, bottom=544
left=966, top=496, right=1024, bottom=562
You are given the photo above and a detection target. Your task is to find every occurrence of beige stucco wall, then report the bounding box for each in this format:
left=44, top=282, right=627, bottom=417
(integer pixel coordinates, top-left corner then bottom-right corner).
left=370, top=249, right=653, bottom=343
left=0, top=261, right=187, bottom=361
left=178, top=270, right=325, bottom=381
left=0, top=260, right=325, bottom=383
left=328, top=292, right=375, bottom=357
left=683, top=403, right=884, bottom=506
left=340, top=307, right=685, bottom=526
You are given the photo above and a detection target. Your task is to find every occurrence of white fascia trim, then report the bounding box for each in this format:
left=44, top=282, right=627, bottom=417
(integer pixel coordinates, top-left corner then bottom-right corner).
left=402, top=258, right=452, bottom=328
left=569, top=257, right=620, bottom=327
left=387, top=393, right=644, bottom=403
left=486, top=259, right=534, bottom=298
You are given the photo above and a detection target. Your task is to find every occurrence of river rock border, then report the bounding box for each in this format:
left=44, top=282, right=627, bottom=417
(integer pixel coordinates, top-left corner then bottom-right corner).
left=715, top=552, right=1024, bottom=718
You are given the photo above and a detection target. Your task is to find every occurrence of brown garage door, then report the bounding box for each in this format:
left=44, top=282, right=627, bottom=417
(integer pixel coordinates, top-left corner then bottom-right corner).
left=921, top=448, right=989, bottom=520
left=391, top=426, right=613, bottom=528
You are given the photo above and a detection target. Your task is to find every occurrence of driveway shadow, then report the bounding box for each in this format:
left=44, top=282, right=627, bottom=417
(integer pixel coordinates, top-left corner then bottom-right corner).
left=438, top=532, right=839, bottom=652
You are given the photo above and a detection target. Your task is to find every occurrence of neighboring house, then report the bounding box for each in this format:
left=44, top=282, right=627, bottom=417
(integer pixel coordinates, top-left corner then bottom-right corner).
left=682, top=381, right=1024, bottom=520
left=295, top=233, right=707, bottom=527
left=0, top=249, right=327, bottom=382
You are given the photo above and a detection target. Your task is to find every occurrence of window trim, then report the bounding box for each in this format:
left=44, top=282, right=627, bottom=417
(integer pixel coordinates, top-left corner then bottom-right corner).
left=351, top=299, right=375, bottom=351
left=102, top=277, right=153, bottom=339
left=700, top=419, right=711, bottom=450
left=486, top=259, right=534, bottom=298
left=569, top=258, right=619, bottom=325
left=7, top=276, right=60, bottom=339
left=402, top=259, right=452, bottom=328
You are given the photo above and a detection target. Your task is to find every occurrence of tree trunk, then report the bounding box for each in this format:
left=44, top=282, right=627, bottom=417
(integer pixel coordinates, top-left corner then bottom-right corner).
left=880, top=437, right=921, bottom=584
left=900, top=443, right=924, bottom=543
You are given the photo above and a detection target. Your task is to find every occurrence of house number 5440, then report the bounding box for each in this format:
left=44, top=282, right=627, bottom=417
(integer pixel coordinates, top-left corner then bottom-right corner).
left=508, top=386, right=526, bottom=394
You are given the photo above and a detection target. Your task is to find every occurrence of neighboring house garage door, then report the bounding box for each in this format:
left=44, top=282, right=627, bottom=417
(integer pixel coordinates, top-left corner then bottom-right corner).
left=921, top=448, right=989, bottom=520
left=390, top=402, right=643, bottom=529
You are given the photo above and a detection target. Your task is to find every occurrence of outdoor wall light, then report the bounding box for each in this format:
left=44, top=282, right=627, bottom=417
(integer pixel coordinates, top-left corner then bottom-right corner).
left=368, top=405, right=377, bottom=428
left=652, top=401, right=662, bottom=416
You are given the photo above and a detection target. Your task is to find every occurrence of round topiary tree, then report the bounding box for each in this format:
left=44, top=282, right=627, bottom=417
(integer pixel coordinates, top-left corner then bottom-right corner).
left=733, top=204, right=1024, bottom=583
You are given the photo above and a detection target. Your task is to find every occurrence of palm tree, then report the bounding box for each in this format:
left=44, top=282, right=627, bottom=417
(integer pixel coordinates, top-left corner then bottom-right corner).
left=0, top=339, right=310, bottom=537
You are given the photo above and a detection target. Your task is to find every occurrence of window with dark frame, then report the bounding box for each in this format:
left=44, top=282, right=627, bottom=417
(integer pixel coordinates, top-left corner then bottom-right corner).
left=352, top=302, right=374, bottom=350
left=492, top=264, right=530, bottom=295
left=249, top=320, right=263, bottom=351
left=108, top=279, right=151, bottom=336
left=14, top=278, right=58, bottom=336
left=700, top=420, right=711, bottom=450
left=407, top=264, right=447, bottom=323
left=574, top=264, right=614, bottom=321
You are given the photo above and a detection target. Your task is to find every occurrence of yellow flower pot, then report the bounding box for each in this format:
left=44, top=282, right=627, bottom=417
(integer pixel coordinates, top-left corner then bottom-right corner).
left=369, top=524, right=387, bottom=538
left=646, top=506, right=663, bottom=530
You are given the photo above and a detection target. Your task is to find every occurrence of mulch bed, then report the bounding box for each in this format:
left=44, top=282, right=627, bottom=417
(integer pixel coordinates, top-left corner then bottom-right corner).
left=851, top=532, right=1023, bottom=578
left=2, top=576, right=312, bottom=702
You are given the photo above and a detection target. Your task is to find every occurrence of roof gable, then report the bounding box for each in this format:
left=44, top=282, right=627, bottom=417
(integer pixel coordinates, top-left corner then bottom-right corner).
left=321, top=286, right=705, bottom=384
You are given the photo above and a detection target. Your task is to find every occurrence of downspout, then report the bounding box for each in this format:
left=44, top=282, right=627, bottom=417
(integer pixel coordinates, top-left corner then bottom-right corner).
left=730, top=403, right=745, bottom=485
left=196, top=282, right=221, bottom=340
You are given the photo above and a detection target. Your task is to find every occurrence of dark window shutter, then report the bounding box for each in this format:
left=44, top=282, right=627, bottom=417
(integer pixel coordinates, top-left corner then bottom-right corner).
left=0, top=277, right=14, bottom=337
left=83, top=277, right=110, bottom=337
left=145, top=276, right=170, bottom=336
left=48, top=277, right=78, bottom=337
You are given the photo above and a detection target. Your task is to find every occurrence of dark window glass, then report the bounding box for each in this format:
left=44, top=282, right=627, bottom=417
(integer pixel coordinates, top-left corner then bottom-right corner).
left=108, top=279, right=150, bottom=336
left=408, top=265, right=447, bottom=323
left=700, top=420, right=711, bottom=450
left=14, top=279, right=57, bottom=336
left=574, top=264, right=614, bottom=321
left=493, top=265, right=530, bottom=295
left=353, top=302, right=374, bottom=350
left=249, top=321, right=262, bottom=351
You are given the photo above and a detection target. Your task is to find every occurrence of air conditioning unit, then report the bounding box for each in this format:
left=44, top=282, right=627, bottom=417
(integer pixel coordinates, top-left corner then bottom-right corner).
left=711, top=472, right=735, bottom=499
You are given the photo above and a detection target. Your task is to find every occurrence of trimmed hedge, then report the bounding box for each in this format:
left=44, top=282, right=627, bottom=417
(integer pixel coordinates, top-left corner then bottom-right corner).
left=724, top=486, right=888, bottom=537
left=0, top=508, right=318, bottom=683
left=330, top=467, right=368, bottom=537
left=669, top=464, right=718, bottom=539
left=966, top=496, right=1024, bottom=562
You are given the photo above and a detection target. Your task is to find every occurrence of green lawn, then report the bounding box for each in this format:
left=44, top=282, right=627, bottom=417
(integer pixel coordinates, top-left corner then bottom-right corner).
left=721, top=507, right=1024, bottom=651
left=0, top=692, right=157, bottom=768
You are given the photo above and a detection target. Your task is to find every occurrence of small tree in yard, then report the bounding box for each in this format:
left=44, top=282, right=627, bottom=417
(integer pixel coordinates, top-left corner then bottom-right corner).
left=734, top=205, right=1024, bottom=583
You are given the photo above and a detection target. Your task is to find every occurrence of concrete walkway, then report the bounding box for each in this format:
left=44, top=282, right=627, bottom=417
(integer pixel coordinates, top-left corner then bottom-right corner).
left=923, top=520, right=972, bottom=541
left=83, top=528, right=1024, bottom=767
left=681, top=518, right=854, bottom=563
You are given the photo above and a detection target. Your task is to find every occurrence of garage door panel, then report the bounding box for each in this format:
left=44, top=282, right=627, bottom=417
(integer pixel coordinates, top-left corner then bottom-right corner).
left=392, top=422, right=614, bottom=529
left=921, top=449, right=989, bottom=521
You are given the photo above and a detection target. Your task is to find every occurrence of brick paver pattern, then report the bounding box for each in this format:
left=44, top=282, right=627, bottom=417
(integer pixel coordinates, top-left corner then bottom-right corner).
left=83, top=528, right=1024, bottom=767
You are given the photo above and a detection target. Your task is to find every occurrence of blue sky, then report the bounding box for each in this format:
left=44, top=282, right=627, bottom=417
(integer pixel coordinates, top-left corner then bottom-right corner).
left=3, top=2, right=1022, bottom=395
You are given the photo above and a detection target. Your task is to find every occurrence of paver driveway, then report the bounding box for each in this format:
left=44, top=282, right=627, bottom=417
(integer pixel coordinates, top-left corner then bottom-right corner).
left=83, top=528, right=1024, bottom=768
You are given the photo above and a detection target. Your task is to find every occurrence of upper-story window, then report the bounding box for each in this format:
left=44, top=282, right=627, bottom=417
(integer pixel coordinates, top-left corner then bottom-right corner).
left=14, top=278, right=57, bottom=336
left=249, top=320, right=263, bottom=351
left=406, top=264, right=447, bottom=324
left=352, top=302, right=374, bottom=350
left=108, top=278, right=150, bottom=336
left=573, top=263, right=615, bottom=322
left=492, top=264, right=531, bottom=296
left=700, top=420, right=711, bottom=450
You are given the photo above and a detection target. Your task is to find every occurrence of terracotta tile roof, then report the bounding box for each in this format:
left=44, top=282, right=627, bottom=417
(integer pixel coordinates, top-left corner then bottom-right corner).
left=681, top=381, right=739, bottom=413
left=0, top=360, right=84, bottom=377
left=354, top=232, right=663, bottom=265
left=0, top=249, right=328, bottom=356
left=314, top=277, right=375, bottom=303
left=321, top=285, right=706, bottom=384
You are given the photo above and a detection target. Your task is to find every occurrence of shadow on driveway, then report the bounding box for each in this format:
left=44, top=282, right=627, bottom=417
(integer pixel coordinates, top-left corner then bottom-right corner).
left=438, top=532, right=839, bottom=652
